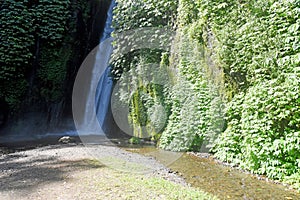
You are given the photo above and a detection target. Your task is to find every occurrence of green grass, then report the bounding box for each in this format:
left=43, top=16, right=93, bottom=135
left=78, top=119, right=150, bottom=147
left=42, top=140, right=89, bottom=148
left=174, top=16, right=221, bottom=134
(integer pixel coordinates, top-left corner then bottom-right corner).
left=81, top=159, right=218, bottom=200
left=117, top=174, right=218, bottom=200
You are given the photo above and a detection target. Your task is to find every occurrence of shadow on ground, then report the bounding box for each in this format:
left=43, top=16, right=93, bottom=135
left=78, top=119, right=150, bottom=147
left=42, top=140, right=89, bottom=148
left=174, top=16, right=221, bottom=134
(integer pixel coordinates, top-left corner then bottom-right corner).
left=0, top=145, right=104, bottom=193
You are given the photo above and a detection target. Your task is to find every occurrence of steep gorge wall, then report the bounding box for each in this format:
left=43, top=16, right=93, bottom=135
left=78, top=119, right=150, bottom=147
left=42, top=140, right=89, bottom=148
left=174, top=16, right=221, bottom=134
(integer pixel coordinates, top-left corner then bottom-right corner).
left=111, top=0, right=300, bottom=190
left=0, top=0, right=112, bottom=135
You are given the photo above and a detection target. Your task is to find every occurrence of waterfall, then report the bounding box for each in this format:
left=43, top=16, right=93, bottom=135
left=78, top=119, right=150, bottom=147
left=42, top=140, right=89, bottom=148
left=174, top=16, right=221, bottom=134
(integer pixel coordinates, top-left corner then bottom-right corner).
left=80, top=0, right=116, bottom=135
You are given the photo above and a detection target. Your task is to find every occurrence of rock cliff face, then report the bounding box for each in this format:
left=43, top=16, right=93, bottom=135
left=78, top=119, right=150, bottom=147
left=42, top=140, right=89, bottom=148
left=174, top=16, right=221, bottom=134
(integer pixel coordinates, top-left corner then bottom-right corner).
left=0, top=0, right=112, bottom=135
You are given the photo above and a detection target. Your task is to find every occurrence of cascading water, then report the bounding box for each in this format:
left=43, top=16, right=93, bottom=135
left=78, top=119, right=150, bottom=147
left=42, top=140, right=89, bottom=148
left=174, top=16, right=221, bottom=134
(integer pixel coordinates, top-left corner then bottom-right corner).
left=80, top=0, right=116, bottom=135
left=0, top=1, right=117, bottom=145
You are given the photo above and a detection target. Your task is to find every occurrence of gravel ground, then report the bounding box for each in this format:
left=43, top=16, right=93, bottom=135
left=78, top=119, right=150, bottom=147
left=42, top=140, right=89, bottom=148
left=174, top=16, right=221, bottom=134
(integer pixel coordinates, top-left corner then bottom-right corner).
left=0, top=143, right=188, bottom=200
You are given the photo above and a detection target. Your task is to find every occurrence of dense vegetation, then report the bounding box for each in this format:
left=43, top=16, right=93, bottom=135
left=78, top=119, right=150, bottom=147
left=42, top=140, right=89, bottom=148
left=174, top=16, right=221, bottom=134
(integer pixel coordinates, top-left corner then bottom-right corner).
left=1, top=0, right=299, bottom=191
left=111, top=0, right=178, bottom=139
left=0, top=0, right=105, bottom=117
left=1, top=0, right=70, bottom=108
left=112, top=0, right=300, bottom=190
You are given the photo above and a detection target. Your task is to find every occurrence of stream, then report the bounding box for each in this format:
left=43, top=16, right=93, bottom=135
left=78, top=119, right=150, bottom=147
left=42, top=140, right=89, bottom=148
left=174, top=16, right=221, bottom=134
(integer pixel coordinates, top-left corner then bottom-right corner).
left=124, top=145, right=300, bottom=200
left=1, top=137, right=299, bottom=199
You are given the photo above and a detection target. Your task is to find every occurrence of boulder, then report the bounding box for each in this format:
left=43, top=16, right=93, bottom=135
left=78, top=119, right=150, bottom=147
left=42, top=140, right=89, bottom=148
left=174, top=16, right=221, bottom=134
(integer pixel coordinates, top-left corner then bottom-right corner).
left=58, top=136, right=76, bottom=144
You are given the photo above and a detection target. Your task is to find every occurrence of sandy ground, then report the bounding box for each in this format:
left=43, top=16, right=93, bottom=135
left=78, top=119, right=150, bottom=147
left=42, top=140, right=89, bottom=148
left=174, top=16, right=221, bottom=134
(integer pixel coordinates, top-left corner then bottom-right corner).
left=0, top=143, right=188, bottom=200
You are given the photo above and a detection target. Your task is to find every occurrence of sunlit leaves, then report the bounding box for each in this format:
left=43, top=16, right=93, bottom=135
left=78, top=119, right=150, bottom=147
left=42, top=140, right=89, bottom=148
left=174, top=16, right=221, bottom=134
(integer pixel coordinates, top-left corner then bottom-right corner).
left=215, top=75, right=300, bottom=188
left=112, top=0, right=300, bottom=189
left=113, top=0, right=178, bottom=31
left=175, top=0, right=300, bottom=190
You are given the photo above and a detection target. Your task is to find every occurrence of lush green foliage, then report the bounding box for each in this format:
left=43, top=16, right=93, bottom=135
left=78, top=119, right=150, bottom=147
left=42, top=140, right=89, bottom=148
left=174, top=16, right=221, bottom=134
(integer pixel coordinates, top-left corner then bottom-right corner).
left=200, top=0, right=300, bottom=189
left=0, top=0, right=101, bottom=111
left=113, top=0, right=177, bottom=31
left=112, top=0, right=178, bottom=140
left=38, top=46, right=71, bottom=102
left=0, top=1, right=34, bottom=107
left=0, top=0, right=71, bottom=108
left=215, top=74, right=300, bottom=187
left=202, top=0, right=300, bottom=92
left=159, top=32, right=225, bottom=151
left=111, top=0, right=178, bottom=81
left=113, top=0, right=300, bottom=190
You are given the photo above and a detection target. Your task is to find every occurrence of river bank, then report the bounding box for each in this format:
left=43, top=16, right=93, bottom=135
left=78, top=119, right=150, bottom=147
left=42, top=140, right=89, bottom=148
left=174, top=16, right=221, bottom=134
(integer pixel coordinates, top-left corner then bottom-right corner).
left=0, top=143, right=215, bottom=200
left=2, top=138, right=299, bottom=199
left=125, top=147, right=300, bottom=200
